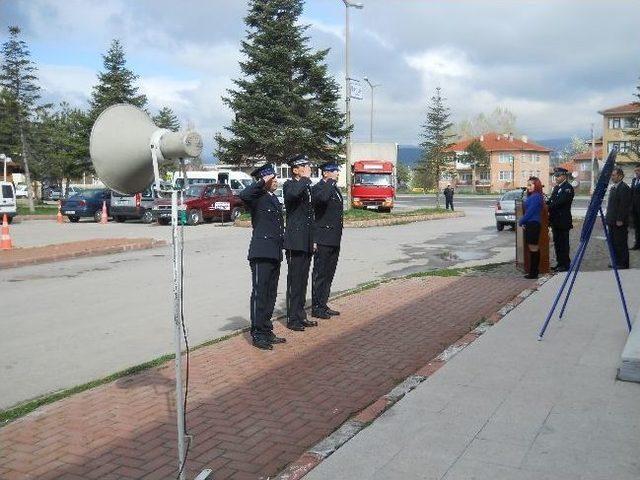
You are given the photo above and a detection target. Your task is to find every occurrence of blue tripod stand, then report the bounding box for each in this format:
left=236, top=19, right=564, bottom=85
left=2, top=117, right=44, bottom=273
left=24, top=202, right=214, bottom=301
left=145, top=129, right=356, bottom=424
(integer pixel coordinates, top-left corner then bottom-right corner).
left=538, top=150, right=631, bottom=340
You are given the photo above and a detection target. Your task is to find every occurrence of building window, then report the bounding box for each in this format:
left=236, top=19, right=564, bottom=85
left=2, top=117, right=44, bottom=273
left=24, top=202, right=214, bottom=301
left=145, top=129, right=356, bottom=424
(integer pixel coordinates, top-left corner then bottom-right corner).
left=531, top=154, right=540, bottom=163
left=521, top=170, right=527, bottom=179
left=460, top=173, right=472, bottom=182
left=608, top=117, right=622, bottom=129
left=608, top=141, right=630, bottom=153
left=499, top=171, right=512, bottom=181
left=623, top=117, right=639, bottom=129
left=580, top=162, right=590, bottom=171
left=479, top=171, right=490, bottom=181
left=499, top=153, right=514, bottom=164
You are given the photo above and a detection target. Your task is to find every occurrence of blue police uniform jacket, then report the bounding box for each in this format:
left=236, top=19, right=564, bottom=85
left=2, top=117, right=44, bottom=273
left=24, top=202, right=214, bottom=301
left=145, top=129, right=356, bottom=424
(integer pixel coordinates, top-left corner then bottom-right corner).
left=239, top=179, right=284, bottom=261
left=312, top=178, right=343, bottom=247
left=283, top=177, right=314, bottom=253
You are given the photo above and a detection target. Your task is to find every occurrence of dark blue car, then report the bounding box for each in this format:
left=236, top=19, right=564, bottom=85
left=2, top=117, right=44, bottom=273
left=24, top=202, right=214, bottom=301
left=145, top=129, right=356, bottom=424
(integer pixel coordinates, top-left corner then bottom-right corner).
left=61, top=188, right=111, bottom=223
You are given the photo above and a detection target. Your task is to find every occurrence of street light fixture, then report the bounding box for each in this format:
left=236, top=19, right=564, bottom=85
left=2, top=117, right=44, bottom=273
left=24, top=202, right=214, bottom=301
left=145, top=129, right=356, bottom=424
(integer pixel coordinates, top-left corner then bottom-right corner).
left=341, top=0, right=363, bottom=208
left=363, top=76, right=381, bottom=143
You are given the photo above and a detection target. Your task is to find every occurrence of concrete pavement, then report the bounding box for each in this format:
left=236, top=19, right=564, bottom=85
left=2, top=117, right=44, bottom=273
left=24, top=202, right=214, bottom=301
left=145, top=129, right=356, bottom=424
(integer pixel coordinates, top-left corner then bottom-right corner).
left=304, top=269, right=640, bottom=480
left=1, top=206, right=511, bottom=409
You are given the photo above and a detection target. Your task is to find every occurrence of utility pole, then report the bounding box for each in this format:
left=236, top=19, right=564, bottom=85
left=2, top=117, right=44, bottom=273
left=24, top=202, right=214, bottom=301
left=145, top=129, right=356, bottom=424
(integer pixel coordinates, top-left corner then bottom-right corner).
left=342, top=0, right=363, bottom=208
left=363, top=76, right=381, bottom=143
left=590, top=123, right=596, bottom=195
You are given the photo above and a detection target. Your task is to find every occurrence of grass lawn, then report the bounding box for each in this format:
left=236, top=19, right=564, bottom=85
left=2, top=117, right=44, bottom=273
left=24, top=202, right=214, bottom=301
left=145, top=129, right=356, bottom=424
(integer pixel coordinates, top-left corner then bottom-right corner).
left=17, top=204, right=59, bottom=215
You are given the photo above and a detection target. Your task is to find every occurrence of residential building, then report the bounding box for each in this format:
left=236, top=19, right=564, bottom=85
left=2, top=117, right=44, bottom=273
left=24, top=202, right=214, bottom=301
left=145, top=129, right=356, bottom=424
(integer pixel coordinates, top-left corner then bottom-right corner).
left=446, top=132, right=552, bottom=193
left=598, top=102, right=640, bottom=176
left=568, top=138, right=603, bottom=192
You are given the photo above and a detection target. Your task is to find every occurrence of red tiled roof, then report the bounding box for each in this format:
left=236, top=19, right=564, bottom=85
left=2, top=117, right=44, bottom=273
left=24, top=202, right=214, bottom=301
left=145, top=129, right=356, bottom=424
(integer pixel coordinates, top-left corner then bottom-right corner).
left=447, top=132, right=552, bottom=153
left=572, top=147, right=602, bottom=162
left=558, top=161, right=576, bottom=172
left=598, top=102, right=640, bottom=115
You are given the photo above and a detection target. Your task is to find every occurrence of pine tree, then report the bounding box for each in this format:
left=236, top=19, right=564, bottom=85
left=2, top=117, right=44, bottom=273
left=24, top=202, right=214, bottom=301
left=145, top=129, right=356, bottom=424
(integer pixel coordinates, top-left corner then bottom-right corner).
left=0, top=88, right=20, bottom=158
left=89, top=39, right=147, bottom=120
left=0, top=26, right=42, bottom=211
left=216, top=0, right=348, bottom=165
left=152, top=106, right=180, bottom=132
left=416, top=87, right=455, bottom=207
left=464, top=139, right=490, bottom=192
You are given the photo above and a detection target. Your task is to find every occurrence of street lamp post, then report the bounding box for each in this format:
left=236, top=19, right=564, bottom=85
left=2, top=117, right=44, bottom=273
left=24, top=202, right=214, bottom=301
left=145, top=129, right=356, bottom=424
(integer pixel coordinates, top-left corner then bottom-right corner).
left=342, top=0, right=363, bottom=208
left=0, top=154, right=9, bottom=182
left=363, top=76, right=381, bottom=143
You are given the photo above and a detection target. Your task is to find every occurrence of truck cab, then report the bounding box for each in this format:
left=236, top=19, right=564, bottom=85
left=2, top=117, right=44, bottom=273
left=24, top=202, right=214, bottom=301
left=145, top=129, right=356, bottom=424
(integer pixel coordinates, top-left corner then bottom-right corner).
left=0, top=182, right=17, bottom=223
left=351, top=160, right=396, bottom=212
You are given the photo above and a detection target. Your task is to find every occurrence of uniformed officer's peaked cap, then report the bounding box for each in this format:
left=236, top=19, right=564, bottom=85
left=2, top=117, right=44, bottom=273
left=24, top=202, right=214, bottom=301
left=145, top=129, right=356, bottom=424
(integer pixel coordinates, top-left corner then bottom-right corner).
left=553, top=167, right=569, bottom=177
left=250, top=163, right=276, bottom=179
left=320, top=162, right=340, bottom=172
left=287, top=154, right=310, bottom=168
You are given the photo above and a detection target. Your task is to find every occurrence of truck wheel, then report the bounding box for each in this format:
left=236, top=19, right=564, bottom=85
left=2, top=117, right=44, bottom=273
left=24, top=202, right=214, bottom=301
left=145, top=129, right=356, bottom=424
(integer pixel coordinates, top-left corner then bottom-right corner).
left=141, top=210, right=154, bottom=224
left=114, top=216, right=126, bottom=223
left=230, top=207, right=241, bottom=221
left=7, top=216, right=13, bottom=224
left=158, top=218, right=170, bottom=226
left=68, top=216, right=80, bottom=223
left=379, top=207, right=391, bottom=213
left=187, top=209, right=202, bottom=226
left=496, top=222, right=505, bottom=231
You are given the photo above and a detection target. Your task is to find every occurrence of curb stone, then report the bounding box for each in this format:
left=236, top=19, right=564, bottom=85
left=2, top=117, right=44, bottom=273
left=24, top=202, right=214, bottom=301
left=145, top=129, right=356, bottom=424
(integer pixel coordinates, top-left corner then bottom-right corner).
left=275, top=280, right=542, bottom=480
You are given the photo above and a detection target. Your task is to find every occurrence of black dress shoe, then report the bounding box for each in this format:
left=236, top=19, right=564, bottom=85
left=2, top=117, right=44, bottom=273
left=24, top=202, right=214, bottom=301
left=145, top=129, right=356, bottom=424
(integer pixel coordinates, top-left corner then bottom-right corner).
left=551, top=265, right=560, bottom=271
left=312, top=310, right=331, bottom=319
left=555, top=266, right=569, bottom=272
left=287, top=323, right=305, bottom=331
left=325, top=308, right=340, bottom=316
left=524, top=273, right=538, bottom=279
left=252, top=338, right=273, bottom=350
left=267, top=333, right=287, bottom=344
left=302, top=319, right=318, bottom=327
left=631, top=245, right=640, bottom=250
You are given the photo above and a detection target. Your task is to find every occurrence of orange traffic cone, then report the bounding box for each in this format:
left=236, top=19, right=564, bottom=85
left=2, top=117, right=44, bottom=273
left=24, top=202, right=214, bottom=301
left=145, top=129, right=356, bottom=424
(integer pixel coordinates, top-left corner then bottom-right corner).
left=100, top=201, right=108, bottom=224
left=57, top=200, right=63, bottom=224
left=1, top=214, right=12, bottom=250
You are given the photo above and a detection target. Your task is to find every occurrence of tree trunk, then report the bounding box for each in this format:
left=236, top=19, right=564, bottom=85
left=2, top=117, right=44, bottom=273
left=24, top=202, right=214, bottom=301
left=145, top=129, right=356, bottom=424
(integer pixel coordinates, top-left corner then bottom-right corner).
left=472, top=165, right=477, bottom=193
left=19, top=126, right=35, bottom=213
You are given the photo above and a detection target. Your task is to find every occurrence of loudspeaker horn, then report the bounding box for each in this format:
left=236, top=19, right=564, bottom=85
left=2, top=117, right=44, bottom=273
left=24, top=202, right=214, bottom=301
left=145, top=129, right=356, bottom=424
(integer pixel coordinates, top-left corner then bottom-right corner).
left=90, top=103, right=203, bottom=194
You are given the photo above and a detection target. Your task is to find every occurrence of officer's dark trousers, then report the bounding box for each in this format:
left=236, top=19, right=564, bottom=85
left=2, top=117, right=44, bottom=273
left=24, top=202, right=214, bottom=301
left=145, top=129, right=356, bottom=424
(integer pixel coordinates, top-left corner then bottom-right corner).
left=609, top=224, right=629, bottom=268
left=250, top=258, right=280, bottom=339
left=286, top=250, right=311, bottom=325
left=312, top=245, right=340, bottom=312
left=632, top=206, right=640, bottom=247
left=552, top=227, right=571, bottom=268
left=445, top=198, right=454, bottom=210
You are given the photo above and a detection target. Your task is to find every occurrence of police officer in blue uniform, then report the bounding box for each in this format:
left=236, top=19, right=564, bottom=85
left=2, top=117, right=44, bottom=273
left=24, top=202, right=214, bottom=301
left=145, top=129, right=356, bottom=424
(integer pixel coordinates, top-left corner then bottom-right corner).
left=283, top=154, right=318, bottom=331
left=311, top=162, right=343, bottom=319
left=239, top=164, right=286, bottom=350
left=547, top=167, right=575, bottom=272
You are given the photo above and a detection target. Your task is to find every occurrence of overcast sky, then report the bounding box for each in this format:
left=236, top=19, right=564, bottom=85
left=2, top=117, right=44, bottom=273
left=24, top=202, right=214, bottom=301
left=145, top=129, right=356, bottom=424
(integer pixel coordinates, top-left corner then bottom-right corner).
left=2, top=0, right=640, bottom=160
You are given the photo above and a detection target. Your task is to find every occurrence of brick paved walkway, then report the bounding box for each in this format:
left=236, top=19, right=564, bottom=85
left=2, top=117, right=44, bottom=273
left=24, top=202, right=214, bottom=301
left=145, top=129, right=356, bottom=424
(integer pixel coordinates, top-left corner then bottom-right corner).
left=0, top=275, right=533, bottom=480
left=0, top=238, right=165, bottom=269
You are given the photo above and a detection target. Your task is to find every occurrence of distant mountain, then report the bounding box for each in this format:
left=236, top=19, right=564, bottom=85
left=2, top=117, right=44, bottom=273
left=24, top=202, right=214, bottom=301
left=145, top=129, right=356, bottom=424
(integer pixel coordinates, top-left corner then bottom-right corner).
left=536, top=138, right=572, bottom=153
left=398, top=145, right=423, bottom=167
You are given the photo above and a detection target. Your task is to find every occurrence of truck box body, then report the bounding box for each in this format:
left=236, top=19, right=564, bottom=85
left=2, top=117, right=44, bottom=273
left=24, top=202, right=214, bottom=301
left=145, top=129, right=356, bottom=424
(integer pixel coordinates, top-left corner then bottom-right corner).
left=347, top=143, right=398, bottom=211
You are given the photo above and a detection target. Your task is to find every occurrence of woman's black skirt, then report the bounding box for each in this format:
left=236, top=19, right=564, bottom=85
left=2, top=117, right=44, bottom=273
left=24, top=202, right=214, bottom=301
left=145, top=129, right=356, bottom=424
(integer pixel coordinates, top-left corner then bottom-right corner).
left=523, top=221, right=541, bottom=245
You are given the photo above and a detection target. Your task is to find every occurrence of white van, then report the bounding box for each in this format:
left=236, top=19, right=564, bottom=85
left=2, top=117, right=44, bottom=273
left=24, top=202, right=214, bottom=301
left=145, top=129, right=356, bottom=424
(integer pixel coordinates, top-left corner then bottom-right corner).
left=172, top=170, right=253, bottom=195
left=0, top=181, right=17, bottom=223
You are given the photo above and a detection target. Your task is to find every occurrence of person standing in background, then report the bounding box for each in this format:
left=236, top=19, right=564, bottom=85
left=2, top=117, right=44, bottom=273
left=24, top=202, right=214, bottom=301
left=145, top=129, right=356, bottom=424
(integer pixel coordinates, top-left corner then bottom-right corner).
left=444, top=184, right=454, bottom=211
left=605, top=167, right=632, bottom=270
left=630, top=164, right=640, bottom=251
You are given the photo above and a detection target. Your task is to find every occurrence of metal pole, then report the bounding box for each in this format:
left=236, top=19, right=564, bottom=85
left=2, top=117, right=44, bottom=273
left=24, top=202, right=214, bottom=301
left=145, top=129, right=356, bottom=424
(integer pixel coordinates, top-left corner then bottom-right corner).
left=345, top=3, right=352, bottom=208
left=590, top=123, right=596, bottom=195
left=369, top=84, right=373, bottom=143
left=171, top=189, right=187, bottom=480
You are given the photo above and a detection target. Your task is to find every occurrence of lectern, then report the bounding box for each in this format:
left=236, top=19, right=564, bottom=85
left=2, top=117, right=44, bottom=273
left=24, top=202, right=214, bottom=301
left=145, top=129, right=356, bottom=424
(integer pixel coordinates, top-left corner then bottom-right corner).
left=515, top=198, right=550, bottom=274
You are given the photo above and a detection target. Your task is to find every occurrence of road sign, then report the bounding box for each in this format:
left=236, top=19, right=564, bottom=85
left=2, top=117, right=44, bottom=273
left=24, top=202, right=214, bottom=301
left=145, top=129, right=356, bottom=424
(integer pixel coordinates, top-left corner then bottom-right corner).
left=348, top=79, right=363, bottom=100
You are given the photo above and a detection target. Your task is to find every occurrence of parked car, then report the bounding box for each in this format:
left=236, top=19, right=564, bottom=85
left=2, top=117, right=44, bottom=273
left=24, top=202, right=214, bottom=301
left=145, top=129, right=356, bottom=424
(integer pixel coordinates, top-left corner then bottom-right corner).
left=152, top=183, right=244, bottom=226
left=495, top=189, right=525, bottom=231
left=42, top=185, right=62, bottom=201
left=110, top=185, right=167, bottom=224
left=15, top=183, right=28, bottom=198
left=0, top=181, right=16, bottom=223
left=61, top=188, right=111, bottom=223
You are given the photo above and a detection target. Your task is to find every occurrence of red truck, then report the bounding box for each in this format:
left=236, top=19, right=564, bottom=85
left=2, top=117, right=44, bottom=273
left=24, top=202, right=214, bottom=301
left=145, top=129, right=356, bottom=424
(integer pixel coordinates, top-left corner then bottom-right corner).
left=351, top=160, right=396, bottom=212
left=152, top=183, right=244, bottom=225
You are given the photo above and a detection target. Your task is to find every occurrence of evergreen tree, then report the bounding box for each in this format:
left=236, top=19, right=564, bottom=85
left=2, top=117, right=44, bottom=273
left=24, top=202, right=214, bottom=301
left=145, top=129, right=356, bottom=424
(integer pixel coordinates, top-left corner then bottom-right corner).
left=416, top=87, right=455, bottom=207
left=153, top=106, right=180, bottom=132
left=0, top=88, right=20, bottom=158
left=216, top=0, right=348, bottom=165
left=89, top=39, right=147, bottom=120
left=464, top=139, right=490, bottom=192
left=0, top=26, right=41, bottom=211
